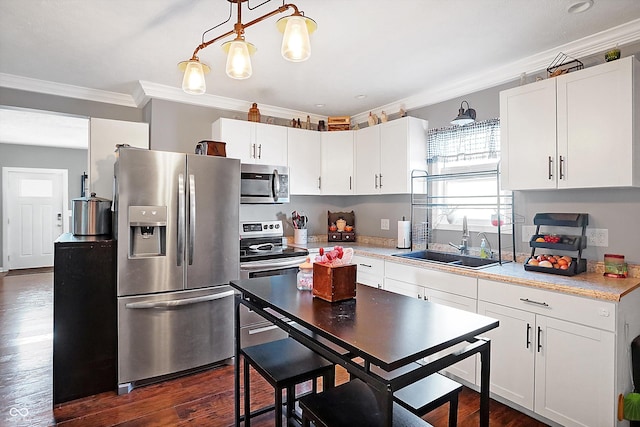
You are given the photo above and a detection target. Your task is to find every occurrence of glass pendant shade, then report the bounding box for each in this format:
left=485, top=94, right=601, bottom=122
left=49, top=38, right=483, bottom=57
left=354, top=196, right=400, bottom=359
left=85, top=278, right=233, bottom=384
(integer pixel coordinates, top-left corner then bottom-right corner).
left=278, top=14, right=316, bottom=62
left=223, top=39, right=255, bottom=80
left=180, top=60, right=209, bottom=95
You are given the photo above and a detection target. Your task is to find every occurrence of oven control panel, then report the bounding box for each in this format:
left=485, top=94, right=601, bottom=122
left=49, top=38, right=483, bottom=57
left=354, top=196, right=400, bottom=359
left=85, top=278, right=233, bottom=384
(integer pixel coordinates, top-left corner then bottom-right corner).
left=240, top=220, right=283, bottom=238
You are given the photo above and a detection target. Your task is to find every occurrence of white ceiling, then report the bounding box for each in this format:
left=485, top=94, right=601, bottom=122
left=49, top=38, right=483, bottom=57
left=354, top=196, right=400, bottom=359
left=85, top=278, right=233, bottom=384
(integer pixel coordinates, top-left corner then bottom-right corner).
left=1, top=0, right=640, bottom=128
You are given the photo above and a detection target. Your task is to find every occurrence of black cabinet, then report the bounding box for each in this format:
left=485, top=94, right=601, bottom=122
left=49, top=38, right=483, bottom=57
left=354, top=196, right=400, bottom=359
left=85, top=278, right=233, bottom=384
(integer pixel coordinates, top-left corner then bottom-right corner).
left=53, top=233, right=116, bottom=404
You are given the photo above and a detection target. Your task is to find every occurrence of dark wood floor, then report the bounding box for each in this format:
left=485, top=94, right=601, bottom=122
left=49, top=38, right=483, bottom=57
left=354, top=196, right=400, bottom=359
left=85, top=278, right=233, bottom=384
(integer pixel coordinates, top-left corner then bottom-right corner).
left=1, top=271, right=549, bottom=427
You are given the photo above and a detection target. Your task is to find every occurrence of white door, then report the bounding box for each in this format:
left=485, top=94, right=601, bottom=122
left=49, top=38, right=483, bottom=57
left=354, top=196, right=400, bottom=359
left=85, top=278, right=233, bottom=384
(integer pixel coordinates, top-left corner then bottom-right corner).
left=3, top=168, right=68, bottom=269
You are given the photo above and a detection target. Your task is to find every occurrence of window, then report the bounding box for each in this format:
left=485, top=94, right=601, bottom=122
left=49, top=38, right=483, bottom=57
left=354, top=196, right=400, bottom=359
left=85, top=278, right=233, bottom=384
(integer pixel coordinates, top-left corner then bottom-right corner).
left=427, top=118, right=511, bottom=233
left=20, top=179, right=53, bottom=198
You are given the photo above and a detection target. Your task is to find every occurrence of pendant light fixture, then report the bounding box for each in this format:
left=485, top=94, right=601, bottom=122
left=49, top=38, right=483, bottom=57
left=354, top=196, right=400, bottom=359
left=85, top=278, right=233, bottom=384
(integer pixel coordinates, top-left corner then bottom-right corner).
left=451, top=101, right=477, bottom=126
left=178, top=0, right=317, bottom=94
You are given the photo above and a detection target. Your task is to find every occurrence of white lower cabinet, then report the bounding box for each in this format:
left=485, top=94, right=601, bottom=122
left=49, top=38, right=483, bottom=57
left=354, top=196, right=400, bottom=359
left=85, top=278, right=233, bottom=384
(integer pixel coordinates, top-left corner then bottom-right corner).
left=478, top=279, right=616, bottom=427
left=384, top=261, right=478, bottom=384
left=352, top=254, right=384, bottom=289
left=476, top=301, right=535, bottom=409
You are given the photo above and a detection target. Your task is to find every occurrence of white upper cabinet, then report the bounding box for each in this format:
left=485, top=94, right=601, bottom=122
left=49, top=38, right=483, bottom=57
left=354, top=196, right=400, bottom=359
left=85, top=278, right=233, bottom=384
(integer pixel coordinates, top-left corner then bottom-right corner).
left=288, top=127, right=321, bottom=195
left=500, top=56, right=639, bottom=190
left=556, top=56, right=638, bottom=188
left=212, top=118, right=288, bottom=166
left=500, top=78, right=557, bottom=190
left=321, top=131, right=354, bottom=195
left=354, top=125, right=380, bottom=194
left=355, top=116, right=428, bottom=195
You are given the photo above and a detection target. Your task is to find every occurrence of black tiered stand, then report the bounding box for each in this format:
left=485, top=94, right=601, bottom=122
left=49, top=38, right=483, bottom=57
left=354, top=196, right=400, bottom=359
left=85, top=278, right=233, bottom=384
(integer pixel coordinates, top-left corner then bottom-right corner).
left=524, top=213, right=589, bottom=276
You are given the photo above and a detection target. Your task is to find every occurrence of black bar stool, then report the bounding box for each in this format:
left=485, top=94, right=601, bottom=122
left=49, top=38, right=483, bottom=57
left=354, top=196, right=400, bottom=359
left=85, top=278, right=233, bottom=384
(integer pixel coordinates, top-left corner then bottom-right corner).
left=371, top=364, right=463, bottom=427
left=240, top=337, right=335, bottom=427
left=299, top=378, right=434, bottom=427
left=394, top=373, right=463, bottom=426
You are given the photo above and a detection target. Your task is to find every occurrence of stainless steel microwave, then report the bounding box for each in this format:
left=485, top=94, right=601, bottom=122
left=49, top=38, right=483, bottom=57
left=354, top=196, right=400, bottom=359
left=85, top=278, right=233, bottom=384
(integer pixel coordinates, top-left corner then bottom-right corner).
left=240, top=164, right=289, bottom=204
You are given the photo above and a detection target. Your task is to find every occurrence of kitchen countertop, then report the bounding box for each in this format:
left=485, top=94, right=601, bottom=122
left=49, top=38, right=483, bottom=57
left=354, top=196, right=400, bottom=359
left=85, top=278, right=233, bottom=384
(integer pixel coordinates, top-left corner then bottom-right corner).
left=292, top=241, right=640, bottom=302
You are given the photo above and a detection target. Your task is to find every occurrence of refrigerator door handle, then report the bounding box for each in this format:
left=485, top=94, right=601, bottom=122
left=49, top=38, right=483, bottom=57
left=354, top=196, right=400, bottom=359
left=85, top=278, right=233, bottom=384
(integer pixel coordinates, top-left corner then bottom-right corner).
left=177, top=173, right=185, bottom=266
left=188, top=174, right=196, bottom=265
left=125, top=290, right=235, bottom=309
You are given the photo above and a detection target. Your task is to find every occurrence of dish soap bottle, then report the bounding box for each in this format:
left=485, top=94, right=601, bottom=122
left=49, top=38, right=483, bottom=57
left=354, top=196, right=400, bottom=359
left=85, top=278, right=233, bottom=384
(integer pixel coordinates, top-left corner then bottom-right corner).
left=479, top=238, right=489, bottom=259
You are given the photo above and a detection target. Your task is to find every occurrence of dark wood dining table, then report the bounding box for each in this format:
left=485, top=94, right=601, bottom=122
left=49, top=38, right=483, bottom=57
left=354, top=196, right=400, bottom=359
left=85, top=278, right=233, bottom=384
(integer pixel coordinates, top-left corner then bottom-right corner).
left=230, top=275, right=499, bottom=427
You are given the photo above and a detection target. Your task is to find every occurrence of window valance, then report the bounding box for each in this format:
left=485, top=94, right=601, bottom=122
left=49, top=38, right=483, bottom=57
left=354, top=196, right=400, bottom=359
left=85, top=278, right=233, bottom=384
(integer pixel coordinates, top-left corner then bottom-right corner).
left=427, top=118, right=500, bottom=163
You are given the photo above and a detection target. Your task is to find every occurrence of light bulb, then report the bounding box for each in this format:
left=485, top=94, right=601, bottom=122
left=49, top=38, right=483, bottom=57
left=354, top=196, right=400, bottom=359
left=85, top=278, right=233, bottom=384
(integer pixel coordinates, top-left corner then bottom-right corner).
left=281, top=15, right=311, bottom=62
left=224, top=40, right=253, bottom=79
left=181, top=61, right=207, bottom=95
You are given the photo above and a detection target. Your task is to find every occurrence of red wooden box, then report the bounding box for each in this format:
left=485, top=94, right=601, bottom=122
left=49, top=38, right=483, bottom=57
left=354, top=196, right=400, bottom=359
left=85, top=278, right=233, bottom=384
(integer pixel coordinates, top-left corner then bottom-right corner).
left=312, top=263, right=357, bottom=302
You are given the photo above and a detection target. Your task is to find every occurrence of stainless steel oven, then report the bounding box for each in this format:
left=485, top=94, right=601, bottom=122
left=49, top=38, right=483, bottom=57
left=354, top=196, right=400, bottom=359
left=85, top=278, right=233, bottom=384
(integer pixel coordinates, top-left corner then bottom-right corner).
left=239, top=220, right=308, bottom=346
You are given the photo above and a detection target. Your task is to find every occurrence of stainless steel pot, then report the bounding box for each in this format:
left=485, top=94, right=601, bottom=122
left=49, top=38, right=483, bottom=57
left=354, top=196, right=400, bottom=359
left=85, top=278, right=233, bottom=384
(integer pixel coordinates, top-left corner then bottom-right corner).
left=72, top=192, right=112, bottom=236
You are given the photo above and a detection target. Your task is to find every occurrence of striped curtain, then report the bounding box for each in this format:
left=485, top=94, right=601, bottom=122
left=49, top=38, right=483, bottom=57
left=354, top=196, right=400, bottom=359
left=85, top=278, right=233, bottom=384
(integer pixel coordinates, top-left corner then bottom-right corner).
left=427, top=118, right=500, bottom=164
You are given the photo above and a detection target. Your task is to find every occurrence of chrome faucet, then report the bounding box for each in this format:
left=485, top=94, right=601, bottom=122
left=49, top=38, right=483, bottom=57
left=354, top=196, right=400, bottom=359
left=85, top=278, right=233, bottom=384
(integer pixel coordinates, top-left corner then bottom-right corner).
left=449, top=216, right=470, bottom=255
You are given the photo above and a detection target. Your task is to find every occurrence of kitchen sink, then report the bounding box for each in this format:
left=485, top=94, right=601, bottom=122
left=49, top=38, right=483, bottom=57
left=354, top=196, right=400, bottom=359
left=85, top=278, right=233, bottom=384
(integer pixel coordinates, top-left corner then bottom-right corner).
left=392, top=250, right=502, bottom=270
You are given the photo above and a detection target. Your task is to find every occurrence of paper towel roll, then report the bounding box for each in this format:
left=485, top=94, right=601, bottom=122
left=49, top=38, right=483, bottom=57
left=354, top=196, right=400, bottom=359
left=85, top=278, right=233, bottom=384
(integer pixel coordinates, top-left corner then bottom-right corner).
left=397, top=220, right=411, bottom=249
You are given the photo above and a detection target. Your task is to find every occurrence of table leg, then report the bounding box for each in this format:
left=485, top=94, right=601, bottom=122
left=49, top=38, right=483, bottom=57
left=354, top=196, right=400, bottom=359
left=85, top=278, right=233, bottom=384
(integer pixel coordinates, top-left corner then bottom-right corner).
left=234, top=294, right=241, bottom=427
left=479, top=339, right=491, bottom=427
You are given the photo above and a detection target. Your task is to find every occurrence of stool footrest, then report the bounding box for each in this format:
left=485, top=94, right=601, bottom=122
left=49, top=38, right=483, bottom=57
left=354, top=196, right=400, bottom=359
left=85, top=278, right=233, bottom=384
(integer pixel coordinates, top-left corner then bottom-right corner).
left=299, top=379, right=434, bottom=427
left=395, top=373, right=463, bottom=416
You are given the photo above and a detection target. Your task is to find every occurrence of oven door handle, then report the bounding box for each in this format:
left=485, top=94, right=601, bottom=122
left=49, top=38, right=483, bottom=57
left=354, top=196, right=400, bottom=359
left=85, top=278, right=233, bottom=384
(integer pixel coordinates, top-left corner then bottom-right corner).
left=248, top=243, right=275, bottom=251
left=241, top=257, right=307, bottom=271
left=125, top=290, right=235, bottom=309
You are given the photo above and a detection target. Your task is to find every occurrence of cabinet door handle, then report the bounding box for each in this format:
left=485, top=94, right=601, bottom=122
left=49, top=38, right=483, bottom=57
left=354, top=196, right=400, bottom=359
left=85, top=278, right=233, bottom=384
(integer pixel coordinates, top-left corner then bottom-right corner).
left=379, top=174, right=383, bottom=188
left=359, top=263, right=372, bottom=268
left=251, top=143, right=256, bottom=159
left=559, top=155, right=565, bottom=180
left=537, top=326, right=543, bottom=352
left=375, top=174, right=379, bottom=189
left=526, top=323, right=531, bottom=349
left=318, top=176, right=321, bottom=190
left=349, top=176, right=352, bottom=190
left=519, top=298, right=549, bottom=307
left=548, top=156, right=553, bottom=180
left=257, top=144, right=262, bottom=159
left=377, top=284, right=382, bottom=289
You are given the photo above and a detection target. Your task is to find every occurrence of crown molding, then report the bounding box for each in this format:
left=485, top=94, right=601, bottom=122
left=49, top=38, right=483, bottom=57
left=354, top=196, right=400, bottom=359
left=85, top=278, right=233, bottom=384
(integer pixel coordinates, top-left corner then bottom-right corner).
left=351, top=18, right=640, bottom=124
left=136, top=81, right=326, bottom=123
left=0, top=73, right=137, bottom=108
left=2, top=18, right=639, bottom=124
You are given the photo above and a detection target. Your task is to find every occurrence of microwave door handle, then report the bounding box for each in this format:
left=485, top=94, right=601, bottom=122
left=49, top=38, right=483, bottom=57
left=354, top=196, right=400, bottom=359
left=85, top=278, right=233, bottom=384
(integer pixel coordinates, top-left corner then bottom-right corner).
left=188, top=174, right=196, bottom=265
left=177, top=173, right=185, bottom=266
left=272, top=169, right=280, bottom=202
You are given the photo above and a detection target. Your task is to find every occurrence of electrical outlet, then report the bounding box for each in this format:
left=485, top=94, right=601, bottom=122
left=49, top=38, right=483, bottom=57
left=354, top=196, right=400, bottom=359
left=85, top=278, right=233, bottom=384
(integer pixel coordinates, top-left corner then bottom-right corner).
left=381, top=219, right=389, bottom=230
left=587, top=228, right=609, bottom=247
left=522, top=225, right=537, bottom=242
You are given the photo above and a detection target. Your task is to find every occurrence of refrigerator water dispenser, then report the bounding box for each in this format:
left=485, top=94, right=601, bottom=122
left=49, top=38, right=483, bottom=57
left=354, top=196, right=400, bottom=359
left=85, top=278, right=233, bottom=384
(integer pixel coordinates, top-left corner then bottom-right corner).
left=128, top=206, right=167, bottom=258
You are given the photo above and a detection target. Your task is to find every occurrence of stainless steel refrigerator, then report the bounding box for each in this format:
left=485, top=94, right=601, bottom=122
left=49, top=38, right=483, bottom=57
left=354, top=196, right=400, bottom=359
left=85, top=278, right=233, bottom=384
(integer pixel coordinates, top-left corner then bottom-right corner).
left=113, top=147, right=240, bottom=393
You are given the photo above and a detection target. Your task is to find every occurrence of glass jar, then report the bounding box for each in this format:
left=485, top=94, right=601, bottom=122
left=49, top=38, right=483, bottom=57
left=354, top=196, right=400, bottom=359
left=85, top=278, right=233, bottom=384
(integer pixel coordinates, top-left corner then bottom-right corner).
left=297, top=258, right=314, bottom=291
left=604, top=254, right=628, bottom=278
